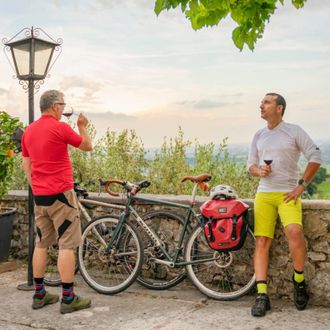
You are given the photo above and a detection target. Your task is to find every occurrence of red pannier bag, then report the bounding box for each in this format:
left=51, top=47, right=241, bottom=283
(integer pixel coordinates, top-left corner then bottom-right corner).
left=200, top=199, right=249, bottom=252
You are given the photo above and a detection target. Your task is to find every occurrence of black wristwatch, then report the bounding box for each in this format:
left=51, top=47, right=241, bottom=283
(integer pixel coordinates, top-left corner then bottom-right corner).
left=298, top=178, right=308, bottom=189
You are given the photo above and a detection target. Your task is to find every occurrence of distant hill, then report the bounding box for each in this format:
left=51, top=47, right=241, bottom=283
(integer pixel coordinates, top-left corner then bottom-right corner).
left=145, top=139, right=330, bottom=167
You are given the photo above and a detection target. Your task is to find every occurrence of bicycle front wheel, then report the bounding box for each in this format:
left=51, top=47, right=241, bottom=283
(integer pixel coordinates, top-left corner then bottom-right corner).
left=185, top=226, right=255, bottom=300
left=136, top=210, right=188, bottom=290
left=78, top=216, right=143, bottom=295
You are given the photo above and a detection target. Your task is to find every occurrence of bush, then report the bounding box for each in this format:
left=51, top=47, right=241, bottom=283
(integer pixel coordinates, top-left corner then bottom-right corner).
left=0, top=111, right=23, bottom=200
left=9, top=123, right=258, bottom=199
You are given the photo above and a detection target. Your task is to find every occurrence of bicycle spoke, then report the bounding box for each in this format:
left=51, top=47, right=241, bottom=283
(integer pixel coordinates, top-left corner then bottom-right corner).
left=186, top=226, right=256, bottom=300
left=78, top=217, right=143, bottom=294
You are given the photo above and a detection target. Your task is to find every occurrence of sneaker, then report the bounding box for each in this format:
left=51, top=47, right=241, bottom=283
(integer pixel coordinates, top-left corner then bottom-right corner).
left=293, top=279, right=309, bottom=310
left=251, top=294, right=271, bottom=317
left=60, top=295, right=91, bottom=314
left=32, top=292, right=59, bottom=309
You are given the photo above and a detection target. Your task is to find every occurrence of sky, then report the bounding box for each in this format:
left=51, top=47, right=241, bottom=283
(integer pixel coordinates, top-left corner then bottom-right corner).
left=0, top=0, right=329, bottom=148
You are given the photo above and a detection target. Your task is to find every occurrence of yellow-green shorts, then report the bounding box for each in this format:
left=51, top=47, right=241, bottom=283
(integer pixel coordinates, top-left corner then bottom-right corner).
left=254, top=192, right=302, bottom=238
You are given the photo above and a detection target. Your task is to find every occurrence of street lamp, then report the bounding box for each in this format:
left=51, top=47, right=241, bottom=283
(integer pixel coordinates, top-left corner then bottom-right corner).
left=3, top=27, right=62, bottom=290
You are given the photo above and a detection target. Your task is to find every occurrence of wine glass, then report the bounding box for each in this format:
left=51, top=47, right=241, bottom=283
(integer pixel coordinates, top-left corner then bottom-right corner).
left=264, top=159, right=273, bottom=165
left=62, top=107, right=77, bottom=118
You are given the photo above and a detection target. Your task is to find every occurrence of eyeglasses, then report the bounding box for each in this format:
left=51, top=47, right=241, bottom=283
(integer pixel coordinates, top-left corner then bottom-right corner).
left=54, top=102, right=66, bottom=107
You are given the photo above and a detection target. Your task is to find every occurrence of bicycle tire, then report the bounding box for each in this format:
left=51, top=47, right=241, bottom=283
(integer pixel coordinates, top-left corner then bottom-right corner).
left=78, top=216, right=143, bottom=295
left=185, top=226, right=256, bottom=300
left=136, top=210, right=189, bottom=290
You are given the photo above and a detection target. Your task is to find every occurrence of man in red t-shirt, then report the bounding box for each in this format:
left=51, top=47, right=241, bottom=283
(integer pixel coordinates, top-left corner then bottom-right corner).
left=21, top=90, right=93, bottom=314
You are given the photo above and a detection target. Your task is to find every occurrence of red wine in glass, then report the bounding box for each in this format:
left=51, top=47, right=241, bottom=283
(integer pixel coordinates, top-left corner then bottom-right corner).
left=264, top=160, right=273, bottom=165
left=62, top=107, right=77, bottom=117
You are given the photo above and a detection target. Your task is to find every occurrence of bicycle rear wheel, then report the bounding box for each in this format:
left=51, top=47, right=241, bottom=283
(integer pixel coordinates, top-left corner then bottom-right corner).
left=185, top=226, right=255, bottom=300
left=136, top=210, right=188, bottom=290
left=78, top=216, right=143, bottom=295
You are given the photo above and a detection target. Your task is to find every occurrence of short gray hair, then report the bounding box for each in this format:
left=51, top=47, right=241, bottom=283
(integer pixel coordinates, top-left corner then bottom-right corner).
left=39, top=90, right=64, bottom=112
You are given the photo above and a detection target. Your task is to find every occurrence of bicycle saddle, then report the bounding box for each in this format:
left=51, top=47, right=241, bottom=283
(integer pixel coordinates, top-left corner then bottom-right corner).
left=181, top=173, right=212, bottom=183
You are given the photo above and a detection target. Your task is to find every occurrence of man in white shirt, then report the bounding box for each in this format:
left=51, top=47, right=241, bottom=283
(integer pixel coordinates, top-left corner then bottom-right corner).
left=247, top=93, right=322, bottom=317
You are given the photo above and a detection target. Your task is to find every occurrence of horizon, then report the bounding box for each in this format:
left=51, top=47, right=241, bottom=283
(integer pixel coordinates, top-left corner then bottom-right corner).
left=0, top=0, right=329, bottom=147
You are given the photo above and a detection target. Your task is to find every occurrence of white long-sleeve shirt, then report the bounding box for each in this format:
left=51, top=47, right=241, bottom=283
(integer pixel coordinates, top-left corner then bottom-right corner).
left=247, top=121, right=322, bottom=192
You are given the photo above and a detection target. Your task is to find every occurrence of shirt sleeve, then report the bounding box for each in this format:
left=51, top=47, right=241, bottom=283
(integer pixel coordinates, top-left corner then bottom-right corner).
left=247, top=132, right=259, bottom=170
left=21, top=133, right=29, bottom=157
left=59, top=122, right=83, bottom=148
left=295, top=126, right=322, bottom=164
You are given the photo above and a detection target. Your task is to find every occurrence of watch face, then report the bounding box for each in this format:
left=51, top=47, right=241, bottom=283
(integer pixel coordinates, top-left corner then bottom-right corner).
left=298, top=179, right=304, bottom=185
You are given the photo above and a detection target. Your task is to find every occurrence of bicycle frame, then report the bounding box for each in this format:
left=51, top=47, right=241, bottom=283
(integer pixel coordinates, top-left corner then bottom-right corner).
left=103, top=183, right=219, bottom=267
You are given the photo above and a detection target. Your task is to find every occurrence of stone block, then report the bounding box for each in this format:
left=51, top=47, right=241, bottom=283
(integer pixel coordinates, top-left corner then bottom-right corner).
left=303, top=213, right=328, bottom=239
left=309, top=270, right=330, bottom=307
left=311, top=240, right=330, bottom=254
left=307, top=252, right=327, bottom=262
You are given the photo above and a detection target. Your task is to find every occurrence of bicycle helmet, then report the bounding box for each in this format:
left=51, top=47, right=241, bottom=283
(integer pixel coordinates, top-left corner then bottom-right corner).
left=210, top=184, right=237, bottom=200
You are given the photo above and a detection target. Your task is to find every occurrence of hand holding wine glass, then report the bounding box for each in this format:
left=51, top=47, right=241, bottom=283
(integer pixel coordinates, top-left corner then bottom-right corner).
left=260, top=155, right=272, bottom=177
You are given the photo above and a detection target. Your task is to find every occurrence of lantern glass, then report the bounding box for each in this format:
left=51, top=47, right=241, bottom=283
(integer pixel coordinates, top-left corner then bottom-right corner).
left=34, top=40, right=54, bottom=76
left=12, top=42, right=30, bottom=77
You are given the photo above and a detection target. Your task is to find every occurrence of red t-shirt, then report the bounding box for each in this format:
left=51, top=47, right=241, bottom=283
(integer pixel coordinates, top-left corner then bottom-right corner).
left=21, top=115, right=83, bottom=195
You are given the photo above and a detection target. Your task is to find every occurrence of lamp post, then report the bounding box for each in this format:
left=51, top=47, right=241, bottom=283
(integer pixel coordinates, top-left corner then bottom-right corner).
left=3, top=27, right=62, bottom=290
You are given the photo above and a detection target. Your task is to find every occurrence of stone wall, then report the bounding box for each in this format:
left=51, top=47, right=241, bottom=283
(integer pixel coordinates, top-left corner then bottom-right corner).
left=1, top=191, right=329, bottom=307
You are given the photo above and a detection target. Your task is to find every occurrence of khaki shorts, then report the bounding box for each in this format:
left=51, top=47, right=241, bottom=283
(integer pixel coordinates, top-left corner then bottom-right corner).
left=254, top=192, right=302, bottom=239
left=34, top=189, right=81, bottom=250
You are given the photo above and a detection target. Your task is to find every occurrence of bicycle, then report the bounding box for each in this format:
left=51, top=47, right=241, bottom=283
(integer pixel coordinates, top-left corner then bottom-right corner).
left=78, top=174, right=256, bottom=300
left=44, top=184, right=124, bottom=286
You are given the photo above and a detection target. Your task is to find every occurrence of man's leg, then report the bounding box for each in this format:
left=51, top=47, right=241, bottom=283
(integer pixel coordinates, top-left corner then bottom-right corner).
left=284, top=224, right=309, bottom=310
left=33, top=247, right=48, bottom=277
left=252, top=192, right=278, bottom=317
left=56, top=191, right=91, bottom=314
left=32, top=205, right=60, bottom=310
left=284, top=224, right=306, bottom=272
left=32, top=247, right=59, bottom=309
left=254, top=236, right=273, bottom=282
left=251, top=236, right=272, bottom=317
left=58, top=249, right=75, bottom=283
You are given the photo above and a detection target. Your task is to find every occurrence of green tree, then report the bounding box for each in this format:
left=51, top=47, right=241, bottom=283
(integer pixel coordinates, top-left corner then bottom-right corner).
left=154, top=0, right=306, bottom=50
left=312, top=167, right=327, bottom=185
left=69, top=125, right=148, bottom=192
left=148, top=127, right=191, bottom=194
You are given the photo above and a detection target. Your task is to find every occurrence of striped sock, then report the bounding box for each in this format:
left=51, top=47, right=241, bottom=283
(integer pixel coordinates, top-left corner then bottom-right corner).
left=256, top=280, right=267, bottom=294
left=293, top=269, right=305, bottom=283
left=62, top=282, right=74, bottom=304
left=34, top=277, right=46, bottom=299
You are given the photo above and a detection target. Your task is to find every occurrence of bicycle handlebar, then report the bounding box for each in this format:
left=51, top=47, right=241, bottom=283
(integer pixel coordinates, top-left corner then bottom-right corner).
left=99, top=173, right=211, bottom=198
left=99, top=178, right=151, bottom=197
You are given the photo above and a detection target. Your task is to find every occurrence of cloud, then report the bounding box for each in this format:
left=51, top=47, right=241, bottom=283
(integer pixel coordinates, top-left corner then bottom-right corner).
left=86, top=111, right=136, bottom=121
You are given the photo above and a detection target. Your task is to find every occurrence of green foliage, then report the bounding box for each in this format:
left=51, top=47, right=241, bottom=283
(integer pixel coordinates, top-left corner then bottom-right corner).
left=315, top=179, right=330, bottom=200
left=312, top=167, right=327, bottom=185
left=0, top=111, right=24, bottom=200
left=9, top=123, right=258, bottom=199
left=147, top=127, right=192, bottom=194
left=154, top=0, right=307, bottom=50
left=302, top=167, right=327, bottom=198
left=70, top=124, right=148, bottom=192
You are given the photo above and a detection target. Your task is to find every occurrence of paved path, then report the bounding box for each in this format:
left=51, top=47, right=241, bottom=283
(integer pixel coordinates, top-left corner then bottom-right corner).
left=0, top=266, right=329, bottom=330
